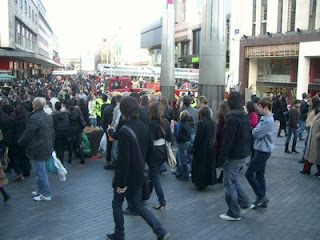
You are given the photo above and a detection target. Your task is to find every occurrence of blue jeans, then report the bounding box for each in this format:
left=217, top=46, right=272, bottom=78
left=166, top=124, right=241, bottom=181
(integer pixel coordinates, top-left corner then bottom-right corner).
left=149, top=162, right=166, bottom=206
left=245, top=151, right=271, bottom=199
left=112, top=186, right=167, bottom=239
left=286, top=127, right=297, bottom=145
left=177, top=141, right=190, bottom=179
left=298, top=120, right=306, bottom=139
left=223, top=158, right=251, bottom=218
left=32, top=159, right=51, bottom=197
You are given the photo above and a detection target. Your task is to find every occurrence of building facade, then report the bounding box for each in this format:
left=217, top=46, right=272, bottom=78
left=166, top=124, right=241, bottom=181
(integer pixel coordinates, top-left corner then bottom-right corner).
left=141, top=0, right=231, bottom=70
left=0, top=0, right=60, bottom=79
left=230, top=0, right=320, bottom=102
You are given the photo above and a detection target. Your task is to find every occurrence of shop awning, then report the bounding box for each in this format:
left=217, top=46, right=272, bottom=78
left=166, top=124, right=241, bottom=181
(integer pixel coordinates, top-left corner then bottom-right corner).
left=0, top=49, right=62, bottom=68
left=0, top=73, right=16, bottom=83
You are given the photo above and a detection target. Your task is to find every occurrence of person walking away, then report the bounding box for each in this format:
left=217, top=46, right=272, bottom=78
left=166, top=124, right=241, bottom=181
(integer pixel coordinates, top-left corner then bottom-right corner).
left=300, top=110, right=320, bottom=177
left=148, top=102, right=172, bottom=210
left=215, top=100, right=229, bottom=183
left=67, top=99, right=86, bottom=164
left=106, top=96, right=170, bottom=240
left=175, top=110, right=192, bottom=181
left=278, top=96, right=288, bottom=137
left=52, top=102, right=70, bottom=165
left=191, top=106, right=217, bottom=189
left=18, top=97, right=55, bottom=201
left=245, top=98, right=274, bottom=208
left=285, top=99, right=301, bottom=153
left=298, top=93, right=309, bottom=141
left=219, top=92, right=253, bottom=221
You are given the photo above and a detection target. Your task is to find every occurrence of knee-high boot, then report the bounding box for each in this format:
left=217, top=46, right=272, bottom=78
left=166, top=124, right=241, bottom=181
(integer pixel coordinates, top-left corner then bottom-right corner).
left=285, top=142, right=291, bottom=153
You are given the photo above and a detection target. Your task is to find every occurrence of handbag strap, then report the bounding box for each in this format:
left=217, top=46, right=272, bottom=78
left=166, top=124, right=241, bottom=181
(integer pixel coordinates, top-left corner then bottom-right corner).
left=122, top=125, right=144, bottom=167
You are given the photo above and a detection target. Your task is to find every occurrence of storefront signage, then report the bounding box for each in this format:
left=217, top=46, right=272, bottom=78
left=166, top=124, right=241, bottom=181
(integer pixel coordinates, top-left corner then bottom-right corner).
left=314, top=78, right=320, bottom=83
left=192, top=56, right=199, bottom=63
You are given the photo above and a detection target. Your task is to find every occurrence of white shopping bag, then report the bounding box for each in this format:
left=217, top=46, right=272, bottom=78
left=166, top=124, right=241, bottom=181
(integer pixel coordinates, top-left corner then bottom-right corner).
left=99, top=133, right=107, bottom=153
left=52, top=151, right=68, bottom=181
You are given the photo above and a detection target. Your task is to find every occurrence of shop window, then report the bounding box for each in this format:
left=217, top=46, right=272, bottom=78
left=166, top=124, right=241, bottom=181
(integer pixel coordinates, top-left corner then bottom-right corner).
left=181, top=41, right=189, bottom=56
left=192, top=29, right=201, bottom=55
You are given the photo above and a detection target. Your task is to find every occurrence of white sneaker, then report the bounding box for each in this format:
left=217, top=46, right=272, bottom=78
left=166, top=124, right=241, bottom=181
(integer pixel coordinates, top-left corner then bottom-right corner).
left=219, top=214, right=241, bottom=221
left=240, top=204, right=255, bottom=214
left=33, top=195, right=51, bottom=201
left=32, top=191, right=39, bottom=196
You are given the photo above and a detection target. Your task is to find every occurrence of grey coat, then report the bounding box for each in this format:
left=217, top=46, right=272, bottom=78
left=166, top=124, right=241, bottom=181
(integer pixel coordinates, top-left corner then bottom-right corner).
left=18, top=109, right=55, bottom=161
left=304, top=113, right=320, bottom=165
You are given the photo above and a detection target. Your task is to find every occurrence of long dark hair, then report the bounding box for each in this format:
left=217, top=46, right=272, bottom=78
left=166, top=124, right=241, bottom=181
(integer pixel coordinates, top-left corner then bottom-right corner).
left=14, top=104, right=28, bottom=126
left=199, top=106, right=211, bottom=120
left=246, top=101, right=256, bottom=114
left=311, top=96, right=320, bottom=115
left=148, top=102, right=166, bottom=135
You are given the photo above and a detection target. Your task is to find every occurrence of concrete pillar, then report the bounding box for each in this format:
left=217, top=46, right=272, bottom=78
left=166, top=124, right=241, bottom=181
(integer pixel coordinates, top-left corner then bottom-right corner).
left=160, top=0, right=175, bottom=101
left=296, top=56, right=310, bottom=99
left=199, top=0, right=226, bottom=117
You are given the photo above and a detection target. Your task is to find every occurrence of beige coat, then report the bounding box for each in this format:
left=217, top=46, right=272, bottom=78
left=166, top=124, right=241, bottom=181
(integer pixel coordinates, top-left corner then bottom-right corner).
left=304, top=113, right=320, bottom=165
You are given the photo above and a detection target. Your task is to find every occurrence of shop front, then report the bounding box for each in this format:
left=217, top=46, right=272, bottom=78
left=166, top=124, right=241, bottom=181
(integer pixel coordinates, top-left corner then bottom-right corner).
left=309, top=58, right=320, bottom=96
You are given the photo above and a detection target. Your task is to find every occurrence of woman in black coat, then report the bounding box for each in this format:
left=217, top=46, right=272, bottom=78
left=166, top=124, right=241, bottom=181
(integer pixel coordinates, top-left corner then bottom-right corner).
left=148, top=102, right=172, bottom=210
left=191, top=106, right=217, bottom=189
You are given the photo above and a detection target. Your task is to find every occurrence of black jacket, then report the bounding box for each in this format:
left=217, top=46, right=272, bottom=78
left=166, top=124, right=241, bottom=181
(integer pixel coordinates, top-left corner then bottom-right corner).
left=113, top=119, right=153, bottom=190
left=18, top=109, right=55, bottom=161
left=68, top=106, right=86, bottom=135
left=175, top=120, right=191, bottom=143
left=220, top=109, right=252, bottom=163
left=288, top=107, right=300, bottom=129
left=102, top=102, right=116, bottom=130
left=52, top=110, right=70, bottom=138
left=299, top=100, right=309, bottom=121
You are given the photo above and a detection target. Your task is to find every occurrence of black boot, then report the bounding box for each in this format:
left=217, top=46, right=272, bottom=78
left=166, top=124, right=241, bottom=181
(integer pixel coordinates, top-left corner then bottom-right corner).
left=285, top=142, right=291, bottom=153
left=0, top=187, right=10, bottom=203
left=277, top=128, right=283, bottom=137
left=292, top=141, right=299, bottom=153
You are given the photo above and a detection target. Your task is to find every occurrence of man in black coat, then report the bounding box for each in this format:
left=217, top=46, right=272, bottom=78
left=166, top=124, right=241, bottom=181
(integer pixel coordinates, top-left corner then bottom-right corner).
left=106, top=96, right=170, bottom=240
left=219, top=92, right=253, bottom=221
left=18, top=97, right=55, bottom=202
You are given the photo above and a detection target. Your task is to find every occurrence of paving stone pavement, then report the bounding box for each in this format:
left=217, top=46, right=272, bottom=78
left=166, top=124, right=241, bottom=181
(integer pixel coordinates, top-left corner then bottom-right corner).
left=1, top=126, right=320, bottom=240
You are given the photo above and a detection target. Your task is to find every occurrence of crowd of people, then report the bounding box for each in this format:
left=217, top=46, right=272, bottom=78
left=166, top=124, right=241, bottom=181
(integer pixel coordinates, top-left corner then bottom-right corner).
left=1, top=74, right=320, bottom=239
